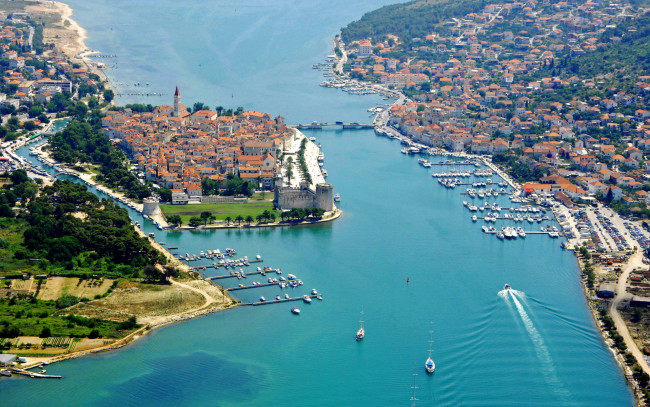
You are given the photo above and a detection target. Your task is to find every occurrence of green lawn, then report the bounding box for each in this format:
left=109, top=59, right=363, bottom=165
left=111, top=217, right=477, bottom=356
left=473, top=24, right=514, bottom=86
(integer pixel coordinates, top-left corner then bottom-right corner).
left=160, top=201, right=276, bottom=223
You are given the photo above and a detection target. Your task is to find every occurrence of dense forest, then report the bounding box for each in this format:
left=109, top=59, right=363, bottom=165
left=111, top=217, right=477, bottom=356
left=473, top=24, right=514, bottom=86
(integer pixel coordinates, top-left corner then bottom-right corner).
left=341, top=0, right=497, bottom=44
left=48, top=120, right=151, bottom=200
left=19, top=179, right=165, bottom=275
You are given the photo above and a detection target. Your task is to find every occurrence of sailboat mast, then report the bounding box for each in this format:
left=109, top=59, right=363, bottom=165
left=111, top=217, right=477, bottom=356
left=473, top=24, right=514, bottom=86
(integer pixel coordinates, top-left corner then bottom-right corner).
left=410, top=373, right=419, bottom=407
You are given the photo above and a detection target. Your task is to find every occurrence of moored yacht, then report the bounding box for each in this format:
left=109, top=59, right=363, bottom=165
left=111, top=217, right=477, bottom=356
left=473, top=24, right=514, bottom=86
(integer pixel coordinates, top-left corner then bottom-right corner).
left=356, top=308, right=365, bottom=341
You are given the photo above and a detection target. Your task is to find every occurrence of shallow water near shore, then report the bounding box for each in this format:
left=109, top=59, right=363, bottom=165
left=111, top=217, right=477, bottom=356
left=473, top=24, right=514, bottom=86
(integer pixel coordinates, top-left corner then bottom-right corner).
left=0, top=0, right=635, bottom=405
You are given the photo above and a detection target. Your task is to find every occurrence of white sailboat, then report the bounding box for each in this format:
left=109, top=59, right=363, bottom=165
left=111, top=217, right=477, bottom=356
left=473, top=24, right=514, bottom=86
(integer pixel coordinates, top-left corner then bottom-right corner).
left=425, top=330, right=435, bottom=374
left=356, top=308, right=365, bottom=341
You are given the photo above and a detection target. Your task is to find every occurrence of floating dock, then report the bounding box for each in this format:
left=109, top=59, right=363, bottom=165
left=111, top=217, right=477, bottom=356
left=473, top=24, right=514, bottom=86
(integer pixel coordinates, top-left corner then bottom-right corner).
left=247, top=294, right=322, bottom=306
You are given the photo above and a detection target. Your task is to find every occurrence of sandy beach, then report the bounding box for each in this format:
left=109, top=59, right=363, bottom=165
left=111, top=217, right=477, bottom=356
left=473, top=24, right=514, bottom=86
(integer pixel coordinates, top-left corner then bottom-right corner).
left=26, top=1, right=108, bottom=82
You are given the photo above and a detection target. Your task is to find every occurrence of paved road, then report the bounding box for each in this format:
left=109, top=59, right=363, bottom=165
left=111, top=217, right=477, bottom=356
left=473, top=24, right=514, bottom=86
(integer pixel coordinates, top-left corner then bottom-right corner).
left=610, top=250, right=650, bottom=375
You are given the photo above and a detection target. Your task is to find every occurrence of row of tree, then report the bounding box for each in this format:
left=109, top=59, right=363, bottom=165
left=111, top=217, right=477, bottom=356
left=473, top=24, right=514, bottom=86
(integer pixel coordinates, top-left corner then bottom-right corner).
left=297, top=138, right=313, bottom=185
left=166, top=207, right=326, bottom=227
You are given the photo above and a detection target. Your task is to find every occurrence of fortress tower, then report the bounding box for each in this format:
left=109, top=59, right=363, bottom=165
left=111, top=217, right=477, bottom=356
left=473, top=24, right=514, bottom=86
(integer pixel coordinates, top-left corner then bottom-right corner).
left=173, top=86, right=181, bottom=117
left=315, top=183, right=334, bottom=211
left=142, top=197, right=160, bottom=216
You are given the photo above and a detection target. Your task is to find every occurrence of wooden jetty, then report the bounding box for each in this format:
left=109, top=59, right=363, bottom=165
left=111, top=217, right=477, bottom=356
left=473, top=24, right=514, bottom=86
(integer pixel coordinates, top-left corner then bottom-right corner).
left=11, top=368, right=62, bottom=379
left=206, top=268, right=282, bottom=280
left=248, top=294, right=322, bottom=306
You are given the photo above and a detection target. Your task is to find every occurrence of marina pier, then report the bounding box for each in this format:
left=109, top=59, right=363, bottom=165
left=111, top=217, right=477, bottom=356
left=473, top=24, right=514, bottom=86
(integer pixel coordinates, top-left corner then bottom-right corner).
left=248, top=294, right=322, bottom=306
left=205, top=268, right=282, bottom=280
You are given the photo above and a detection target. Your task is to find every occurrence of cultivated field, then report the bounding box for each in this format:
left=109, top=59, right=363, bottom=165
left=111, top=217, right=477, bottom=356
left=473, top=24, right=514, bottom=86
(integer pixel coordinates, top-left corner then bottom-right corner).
left=37, top=277, right=114, bottom=301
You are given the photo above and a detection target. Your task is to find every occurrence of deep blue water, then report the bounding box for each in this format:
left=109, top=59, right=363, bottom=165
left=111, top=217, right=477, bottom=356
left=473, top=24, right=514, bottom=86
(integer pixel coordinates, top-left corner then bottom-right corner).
left=0, top=1, right=634, bottom=405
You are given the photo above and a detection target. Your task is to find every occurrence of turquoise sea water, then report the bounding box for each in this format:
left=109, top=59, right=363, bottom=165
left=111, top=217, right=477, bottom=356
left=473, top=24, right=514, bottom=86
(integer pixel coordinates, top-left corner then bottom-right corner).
left=1, top=0, right=634, bottom=405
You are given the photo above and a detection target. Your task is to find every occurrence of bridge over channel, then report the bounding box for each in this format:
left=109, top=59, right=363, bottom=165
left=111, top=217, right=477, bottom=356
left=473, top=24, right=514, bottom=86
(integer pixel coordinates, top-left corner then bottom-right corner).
left=291, top=122, right=374, bottom=130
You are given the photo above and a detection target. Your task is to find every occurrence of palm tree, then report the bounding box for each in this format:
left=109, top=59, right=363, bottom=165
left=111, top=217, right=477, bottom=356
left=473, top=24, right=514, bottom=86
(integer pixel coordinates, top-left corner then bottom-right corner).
left=225, top=216, right=233, bottom=225
left=235, top=215, right=244, bottom=225
left=280, top=211, right=287, bottom=222
left=256, top=214, right=264, bottom=223
left=245, top=215, right=254, bottom=225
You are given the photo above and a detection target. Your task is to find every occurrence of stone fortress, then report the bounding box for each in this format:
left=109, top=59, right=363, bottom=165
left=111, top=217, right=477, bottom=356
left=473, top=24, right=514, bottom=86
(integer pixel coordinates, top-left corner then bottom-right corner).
left=274, top=179, right=334, bottom=211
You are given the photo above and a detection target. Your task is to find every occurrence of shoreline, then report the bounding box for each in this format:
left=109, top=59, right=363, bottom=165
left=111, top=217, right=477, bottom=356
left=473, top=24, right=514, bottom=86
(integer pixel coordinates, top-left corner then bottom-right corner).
left=4, top=2, right=637, bottom=401
left=165, top=208, right=342, bottom=231
left=28, top=0, right=110, bottom=83
left=327, top=37, right=645, bottom=405
left=8, top=1, right=339, bottom=371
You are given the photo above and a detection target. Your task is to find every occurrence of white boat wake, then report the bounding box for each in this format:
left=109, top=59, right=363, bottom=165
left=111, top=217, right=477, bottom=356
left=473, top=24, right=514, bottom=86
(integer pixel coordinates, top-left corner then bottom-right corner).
left=503, top=289, right=572, bottom=399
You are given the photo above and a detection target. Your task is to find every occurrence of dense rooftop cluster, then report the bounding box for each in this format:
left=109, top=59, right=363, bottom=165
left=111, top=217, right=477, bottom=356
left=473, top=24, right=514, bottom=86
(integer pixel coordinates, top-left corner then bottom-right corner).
left=343, top=0, right=650, bottom=214
left=102, top=100, right=290, bottom=201
left=0, top=12, right=112, bottom=143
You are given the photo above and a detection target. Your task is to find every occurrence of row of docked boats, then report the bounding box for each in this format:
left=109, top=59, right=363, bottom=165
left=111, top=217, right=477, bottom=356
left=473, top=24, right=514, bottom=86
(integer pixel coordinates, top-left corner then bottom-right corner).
left=494, top=226, right=526, bottom=239
left=465, top=188, right=502, bottom=198
left=542, top=225, right=561, bottom=237
left=439, top=178, right=462, bottom=188
left=435, top=159, right=481, bottom=167
left=463, top=201, right=502, bottom=212
left=432, top=169, right=493, bottom=178
left=401, top=146, right=422, bottom=154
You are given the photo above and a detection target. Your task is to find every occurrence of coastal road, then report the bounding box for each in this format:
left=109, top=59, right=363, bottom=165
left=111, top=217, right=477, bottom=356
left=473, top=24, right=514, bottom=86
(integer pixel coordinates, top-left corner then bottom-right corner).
left=610, top=250, right=650, bottom=375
